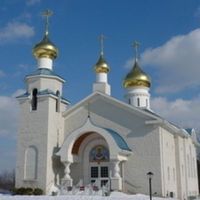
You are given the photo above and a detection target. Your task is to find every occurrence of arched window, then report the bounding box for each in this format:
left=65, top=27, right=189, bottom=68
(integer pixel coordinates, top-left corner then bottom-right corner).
left=24, top=146, right=38, bottom=180
left=31, top=88, right=38, bottom=111
left=89, top=145, right=109, bottom=163
left=56, top=90, right=60, bottom=112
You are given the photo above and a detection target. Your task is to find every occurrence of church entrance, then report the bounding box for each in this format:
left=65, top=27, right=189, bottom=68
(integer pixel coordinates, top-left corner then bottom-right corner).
left=89, top=145, right=110, bottom=188
left=59, top=127, right=131, bottom=191
left=90, top=165, right=109, bottom=187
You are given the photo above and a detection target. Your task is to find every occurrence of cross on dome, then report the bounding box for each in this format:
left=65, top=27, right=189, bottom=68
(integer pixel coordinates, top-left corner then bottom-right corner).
left=42, top=9, right=53, bottom=36
left=32, top=9, right=58, bottom=62
left=99, top=34, right=106, bottom=56
left=132, top=41, right=140, bottom=61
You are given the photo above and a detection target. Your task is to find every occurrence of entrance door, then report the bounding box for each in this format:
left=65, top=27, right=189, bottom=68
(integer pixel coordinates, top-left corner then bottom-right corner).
left=90, top=165, right=109, bottom=188
left=88, top=144, right=110, bottom=188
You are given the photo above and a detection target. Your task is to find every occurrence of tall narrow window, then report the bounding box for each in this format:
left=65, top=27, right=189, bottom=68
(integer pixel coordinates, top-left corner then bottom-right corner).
left=146, top=99, right=148, bottom=107
left=137, top=98, right=140, bottom=107
left=187, top=154, right=190, bottom=177
left=56, top=90, right=60, bottom=112
left=167, top=166, right=170, bottom=181
left=32, top=89, right=38, bottom=111
left=173, top=168, right=175, bottom=181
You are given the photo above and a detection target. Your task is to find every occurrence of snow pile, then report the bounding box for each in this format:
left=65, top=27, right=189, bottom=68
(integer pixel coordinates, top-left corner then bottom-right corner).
left=0, top=192, right=176, bottom=200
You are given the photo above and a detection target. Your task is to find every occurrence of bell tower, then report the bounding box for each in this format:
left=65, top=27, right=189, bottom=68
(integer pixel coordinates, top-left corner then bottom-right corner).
left=15, top=10, right=69, bottom=194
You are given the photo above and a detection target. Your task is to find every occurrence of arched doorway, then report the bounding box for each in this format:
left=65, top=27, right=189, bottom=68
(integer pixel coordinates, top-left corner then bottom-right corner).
left=81, top=135, right=110, bottom=187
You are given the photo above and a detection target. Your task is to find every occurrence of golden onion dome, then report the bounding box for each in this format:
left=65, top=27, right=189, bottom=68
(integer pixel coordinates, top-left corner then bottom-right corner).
left=33, top=34, right=58, bottom=60
left=123, top=60, right=151, bottom=88
left=94, top=54, right=110, bottom=73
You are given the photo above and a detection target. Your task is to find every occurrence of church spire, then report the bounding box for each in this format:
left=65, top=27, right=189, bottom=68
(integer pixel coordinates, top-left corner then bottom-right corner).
left=123, top=41, right=151, bottom=89
left=32, top=9, right=58, bottom=70
left=93, top=34, right=111, bottom=95
left=123, top=41, right=151, bottom=109
left=94, top=34, right=110, bottom=74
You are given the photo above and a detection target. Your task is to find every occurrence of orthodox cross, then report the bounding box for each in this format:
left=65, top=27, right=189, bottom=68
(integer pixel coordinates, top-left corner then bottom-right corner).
left=42, top=9, right=53, bottom=36
left=132, top=41, right=140, bottom=60
left=99, top=34, right=106, bottom=55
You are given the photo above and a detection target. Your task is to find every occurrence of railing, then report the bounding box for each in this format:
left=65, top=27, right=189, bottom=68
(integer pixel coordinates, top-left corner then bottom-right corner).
left=60, top=179, right=110, bottom=196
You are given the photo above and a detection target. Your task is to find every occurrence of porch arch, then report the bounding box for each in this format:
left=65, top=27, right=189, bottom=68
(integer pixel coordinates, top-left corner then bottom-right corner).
left=57, top=118, right=131, bottom=163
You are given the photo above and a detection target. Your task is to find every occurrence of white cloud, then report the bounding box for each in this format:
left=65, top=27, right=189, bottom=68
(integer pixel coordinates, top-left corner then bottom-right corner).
left=0, top=89, right=25, bottom=137
left=26, top=0, right=41, bottom=6
left=151, top=96, right=200, bottom=132
left=141, top=28, right=200, bottom=94
left=125, top=29, right=200, bottom=94
left=0, top=21, right=34, bottom=43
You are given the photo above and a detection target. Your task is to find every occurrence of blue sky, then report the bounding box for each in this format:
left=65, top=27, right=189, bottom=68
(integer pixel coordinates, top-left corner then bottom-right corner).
left=0, top=0, right=200, bottom=172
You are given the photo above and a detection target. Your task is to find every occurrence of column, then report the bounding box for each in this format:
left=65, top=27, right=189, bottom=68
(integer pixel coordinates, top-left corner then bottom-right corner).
left=111, top=160, right=122, bottom=191
left=61, top=161, right=72, bottom=191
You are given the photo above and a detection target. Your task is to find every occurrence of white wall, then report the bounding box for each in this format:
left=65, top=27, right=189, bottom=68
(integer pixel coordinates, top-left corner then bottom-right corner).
left=27, top=77, right=63, bottom=96
left=159, top=128, right=177, bottom=198
left=183, top=137, right=199, bottom=197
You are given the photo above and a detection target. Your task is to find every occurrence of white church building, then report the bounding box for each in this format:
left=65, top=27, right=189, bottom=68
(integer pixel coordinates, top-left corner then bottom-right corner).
left=15, top=12, right=199, bottom=199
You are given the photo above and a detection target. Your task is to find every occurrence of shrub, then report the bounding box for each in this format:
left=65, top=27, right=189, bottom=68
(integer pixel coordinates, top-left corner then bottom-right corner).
left=33, top=188, right=43, bottom=195
left=13, top=187, right=43, bottom=195
left=15, top=187, right=26, bottom=195
left=25, top=187, right=33, bottom=195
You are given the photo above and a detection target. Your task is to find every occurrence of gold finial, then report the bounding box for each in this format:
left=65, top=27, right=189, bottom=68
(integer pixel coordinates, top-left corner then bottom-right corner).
left=33, top=9, right=58, bottom=60
left=132, top=41, right=140, bottom=61
left=42, top=9, right=53, bottom=36
left=99, top=34, right=106, bottom=56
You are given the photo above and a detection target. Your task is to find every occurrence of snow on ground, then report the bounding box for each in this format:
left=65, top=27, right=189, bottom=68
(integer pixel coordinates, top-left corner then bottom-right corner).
left=0, top=192, right=176, bottom=200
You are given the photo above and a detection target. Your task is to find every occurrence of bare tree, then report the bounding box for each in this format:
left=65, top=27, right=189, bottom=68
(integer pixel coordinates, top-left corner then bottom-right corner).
left=0, top=170, right=15, bottom=191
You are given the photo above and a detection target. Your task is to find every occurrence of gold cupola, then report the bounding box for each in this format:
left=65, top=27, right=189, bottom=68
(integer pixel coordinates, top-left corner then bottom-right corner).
left=33, top=10, right=58, bottom=60
left=94, top=34, right=110, bottom=73
left=123, top=41, right=151, bottom=88
left=123, top=60, right=151, bottom=88
left=94, top=53, right=110, bottom=73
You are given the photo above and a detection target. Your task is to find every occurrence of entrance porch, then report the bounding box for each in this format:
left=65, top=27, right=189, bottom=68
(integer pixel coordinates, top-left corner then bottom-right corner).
left=57, top=118, right=132, bottom=192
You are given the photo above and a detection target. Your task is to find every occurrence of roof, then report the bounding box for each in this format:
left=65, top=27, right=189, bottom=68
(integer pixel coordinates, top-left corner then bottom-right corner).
left=16, top=89, right=70, bottom=104
left=123, top=60, right=151, bottom=88
left=16, top=92, right=29, bottom=98
left=62, top=92, right=199, bottom=144
left=25, top=68, right=65, bottom=82
left=103, top=128, right=131, bottom=151
left=63, top=91, right=160, bottom=120
left=185, top=128, right=193, bottom=135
